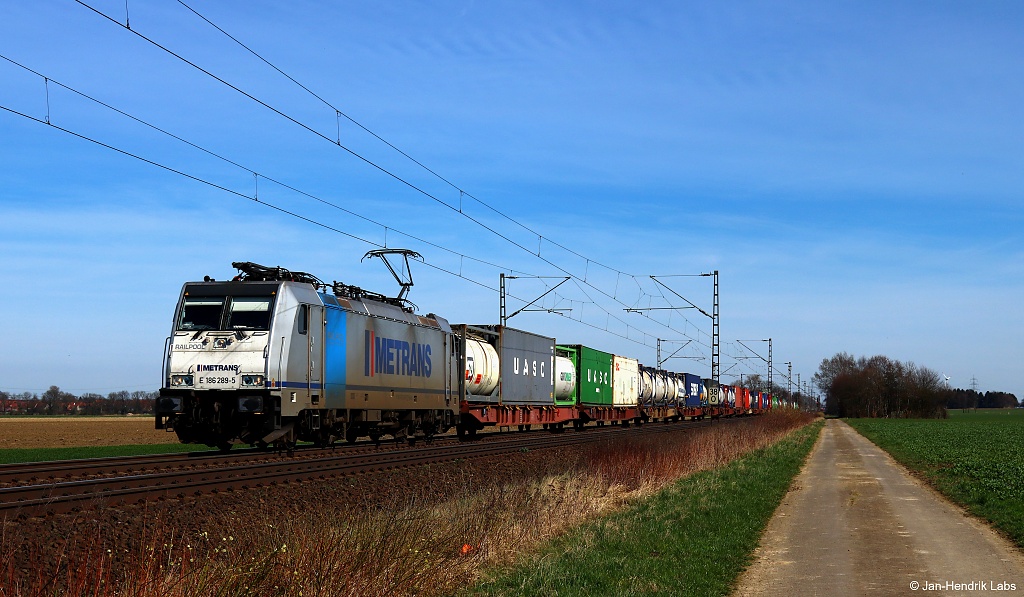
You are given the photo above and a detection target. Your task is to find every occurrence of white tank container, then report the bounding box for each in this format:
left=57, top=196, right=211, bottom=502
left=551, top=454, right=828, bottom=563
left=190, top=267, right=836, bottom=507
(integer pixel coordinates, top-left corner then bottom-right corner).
left=654, top=371, right=668, bottom=402
left=640, top=369, right=655, bottom=402
left=465, top=339, right=499, bottom=396
left=664, top=373, right=678, bottom=404
left=675, top=375, right=687, bottom=402
left=554, top=355, right=575, bottom=400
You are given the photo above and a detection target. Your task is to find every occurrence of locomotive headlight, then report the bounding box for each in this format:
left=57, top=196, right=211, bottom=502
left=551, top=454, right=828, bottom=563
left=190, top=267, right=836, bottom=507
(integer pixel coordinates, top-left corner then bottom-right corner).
left=241, top=375, right=265, bottom=387
left=170, top=374, right=194, bottom=387
left=238, top=396, right=263, bottom=413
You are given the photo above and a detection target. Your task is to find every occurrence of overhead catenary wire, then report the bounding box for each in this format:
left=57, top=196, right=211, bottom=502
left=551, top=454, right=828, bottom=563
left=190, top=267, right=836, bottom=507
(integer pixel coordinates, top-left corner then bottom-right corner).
left=725, top=341, right=793, bottom=387
left=174, top=0, right=642, bottom=283
left=38, top=100, right=702, bottom=360
left=0, top=101, right=528, bottom=305
left=71, top=0, right=715, bottom=350
left=0, top=53, right=515, bottom=276
left=0, top=89, right=659, bottom=351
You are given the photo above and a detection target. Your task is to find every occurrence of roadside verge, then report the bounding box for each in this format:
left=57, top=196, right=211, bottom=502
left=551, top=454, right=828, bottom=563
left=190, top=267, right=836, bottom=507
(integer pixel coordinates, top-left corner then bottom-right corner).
left=465, top=420, right=823, bottom=596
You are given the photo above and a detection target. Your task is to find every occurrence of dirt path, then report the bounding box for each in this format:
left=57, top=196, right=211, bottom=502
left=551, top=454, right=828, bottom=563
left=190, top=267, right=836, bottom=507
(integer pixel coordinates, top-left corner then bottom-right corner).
left=733, top=419, right=1024, bottom=596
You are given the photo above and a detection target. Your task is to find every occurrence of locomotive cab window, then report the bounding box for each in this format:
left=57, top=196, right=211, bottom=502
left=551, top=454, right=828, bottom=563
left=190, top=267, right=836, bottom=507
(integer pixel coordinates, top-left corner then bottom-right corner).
left=227, top=297, right=273, bottom=330
left=297, top=304, right=309, bottom=335
left=178, top=297, right=225, bottom=331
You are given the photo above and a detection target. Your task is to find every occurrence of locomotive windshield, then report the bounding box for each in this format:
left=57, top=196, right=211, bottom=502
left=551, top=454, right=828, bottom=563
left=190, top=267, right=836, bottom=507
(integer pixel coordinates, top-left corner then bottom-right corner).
left=177, top=296, right=274, bottom=331
left=178, top=297, right=224, bottom=330
left=227, top=297, right=273, bottom=330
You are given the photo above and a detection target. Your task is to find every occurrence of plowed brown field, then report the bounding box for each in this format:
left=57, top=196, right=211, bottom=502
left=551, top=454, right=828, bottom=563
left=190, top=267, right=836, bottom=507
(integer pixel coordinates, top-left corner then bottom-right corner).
left=0, top=416, right=178, bottom=449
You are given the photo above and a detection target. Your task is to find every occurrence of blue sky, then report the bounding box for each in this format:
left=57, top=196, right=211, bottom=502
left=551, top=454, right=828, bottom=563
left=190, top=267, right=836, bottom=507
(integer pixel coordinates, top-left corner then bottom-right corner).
left=1, top=1, right=1022, bottom=397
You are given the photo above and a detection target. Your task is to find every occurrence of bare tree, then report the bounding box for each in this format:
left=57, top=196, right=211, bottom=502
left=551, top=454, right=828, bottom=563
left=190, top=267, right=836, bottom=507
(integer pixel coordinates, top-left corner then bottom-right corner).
left=815, top=352, right=947, bottom=418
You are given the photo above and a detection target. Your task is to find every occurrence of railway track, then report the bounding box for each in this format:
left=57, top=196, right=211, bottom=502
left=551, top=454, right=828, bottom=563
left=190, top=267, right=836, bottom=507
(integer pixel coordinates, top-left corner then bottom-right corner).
left=0, top=434, right=465, bottom=488
left=0, top=418, right=725, bottom=517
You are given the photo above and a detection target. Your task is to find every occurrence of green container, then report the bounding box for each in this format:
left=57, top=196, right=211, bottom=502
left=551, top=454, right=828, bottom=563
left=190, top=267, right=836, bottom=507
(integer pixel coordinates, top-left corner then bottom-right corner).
left=559, top=344, right=613, bottom=406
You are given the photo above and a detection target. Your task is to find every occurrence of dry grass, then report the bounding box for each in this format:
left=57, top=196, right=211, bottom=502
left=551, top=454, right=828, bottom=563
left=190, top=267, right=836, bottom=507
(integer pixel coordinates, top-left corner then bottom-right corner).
left=0, top=411, right=814, bottom=597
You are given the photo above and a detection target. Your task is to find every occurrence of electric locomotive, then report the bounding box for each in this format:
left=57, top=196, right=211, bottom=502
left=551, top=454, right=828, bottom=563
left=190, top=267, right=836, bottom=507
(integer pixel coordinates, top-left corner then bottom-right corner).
left=156, top=261, right=458, bottom=450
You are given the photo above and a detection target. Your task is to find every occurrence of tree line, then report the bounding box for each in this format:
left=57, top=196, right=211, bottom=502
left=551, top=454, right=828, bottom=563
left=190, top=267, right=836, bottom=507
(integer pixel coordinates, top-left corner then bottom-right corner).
left=0, top=386, right=157, bottom=415
left=812, top=352, right=1020, bottom=418
left=946, top=388, right=1019, bottom=410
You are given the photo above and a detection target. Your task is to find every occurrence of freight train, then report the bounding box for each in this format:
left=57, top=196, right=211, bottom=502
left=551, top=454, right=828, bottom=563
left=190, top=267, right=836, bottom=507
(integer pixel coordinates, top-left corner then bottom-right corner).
left=155, top=262, right=776, bottom=450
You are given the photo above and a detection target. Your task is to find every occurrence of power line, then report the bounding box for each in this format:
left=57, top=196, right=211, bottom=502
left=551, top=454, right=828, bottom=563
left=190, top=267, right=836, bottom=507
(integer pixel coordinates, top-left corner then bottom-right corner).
left=174, top=0, right=645, bottom=282
left=71, top=0, right=714, bottom=349
left=0, top=89, right=663, bottom=352
left=1, top=53, right=682, bottom=346
left=0, top=53, right=515, bottom=274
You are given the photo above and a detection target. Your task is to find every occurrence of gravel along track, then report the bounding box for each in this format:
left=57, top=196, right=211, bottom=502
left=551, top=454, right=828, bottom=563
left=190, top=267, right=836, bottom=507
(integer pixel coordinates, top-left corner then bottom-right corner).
left=0, top=419, right=712, bottom=517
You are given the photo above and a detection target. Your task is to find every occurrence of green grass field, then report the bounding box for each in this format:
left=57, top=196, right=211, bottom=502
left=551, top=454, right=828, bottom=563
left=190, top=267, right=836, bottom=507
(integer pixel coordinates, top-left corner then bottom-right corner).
left=465, top=420, right=823, bottom=597
left=846, top=409, right=1024, bottom=547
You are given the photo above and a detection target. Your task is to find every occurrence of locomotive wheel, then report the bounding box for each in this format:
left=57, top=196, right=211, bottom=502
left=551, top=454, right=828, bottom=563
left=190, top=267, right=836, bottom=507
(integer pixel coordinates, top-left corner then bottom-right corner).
left=217, top=442, right=233, bottom=452
left=345, top=428, right=359, bottom=444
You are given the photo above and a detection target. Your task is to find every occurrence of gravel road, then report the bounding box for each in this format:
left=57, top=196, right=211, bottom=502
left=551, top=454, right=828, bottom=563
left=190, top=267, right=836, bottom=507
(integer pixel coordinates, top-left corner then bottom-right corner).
left=733, top=419, right=1024, bottom=596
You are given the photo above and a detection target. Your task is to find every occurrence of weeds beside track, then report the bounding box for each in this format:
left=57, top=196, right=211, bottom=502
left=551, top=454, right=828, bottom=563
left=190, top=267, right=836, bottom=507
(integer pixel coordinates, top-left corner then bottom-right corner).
left=467, top=415, right=822, bottom=596
left=0, top=412, right=817, bottom=597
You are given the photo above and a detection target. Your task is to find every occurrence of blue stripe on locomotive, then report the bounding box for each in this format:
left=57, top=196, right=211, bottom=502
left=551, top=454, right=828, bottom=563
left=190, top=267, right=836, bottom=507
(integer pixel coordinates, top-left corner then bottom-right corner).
left=324, top=305, right=347, bottom=405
